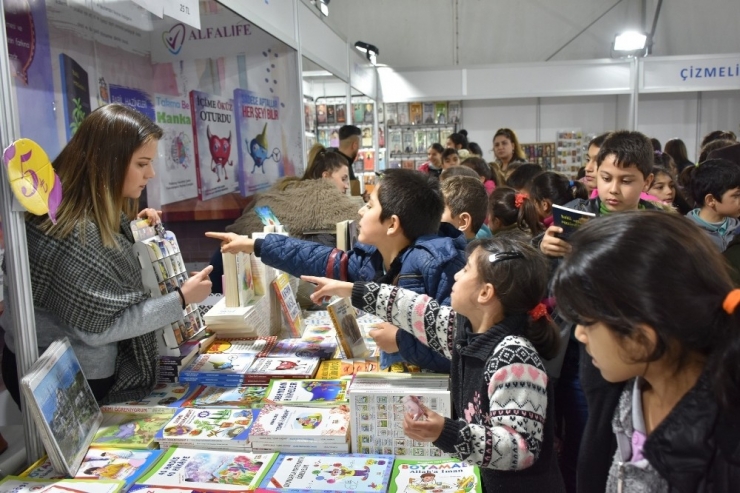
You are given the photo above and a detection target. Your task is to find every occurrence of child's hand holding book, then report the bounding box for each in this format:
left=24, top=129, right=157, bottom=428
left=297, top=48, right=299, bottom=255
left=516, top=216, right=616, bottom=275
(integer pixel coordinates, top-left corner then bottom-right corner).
left=540, top=226, right=572, bottom=258
left=301, top=275, right=353, bottom=304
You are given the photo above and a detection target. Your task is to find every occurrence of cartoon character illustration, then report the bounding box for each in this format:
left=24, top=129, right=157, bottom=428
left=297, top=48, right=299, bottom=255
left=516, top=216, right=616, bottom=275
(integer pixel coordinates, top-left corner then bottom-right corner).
left=275, top=360, right=299, bottom=370
left=211, top=360, right=234, bottom=370
left=402, top=396, right=427, bottom=421
left=206, top=126, right=233, bottom=182
left=96, top=422, right=138, bottom=442
left=168, top=132, right=192, bottom=171
left=295, top=413, right=322, bottom=429
left=164, top=425, right=191, bottom=436
left=302, top=381, right=344, bottom=402
left=247, top=123, right=281, bottom=174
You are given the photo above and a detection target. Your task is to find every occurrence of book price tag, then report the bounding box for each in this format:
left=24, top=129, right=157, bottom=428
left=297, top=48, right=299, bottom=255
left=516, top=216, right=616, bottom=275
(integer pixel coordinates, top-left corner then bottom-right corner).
left=163, top=0, right=200, bottom=30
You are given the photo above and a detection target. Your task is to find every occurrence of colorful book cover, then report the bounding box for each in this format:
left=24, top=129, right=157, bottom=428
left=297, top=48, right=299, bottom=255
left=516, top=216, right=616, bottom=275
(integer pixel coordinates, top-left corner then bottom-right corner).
left=92, top=413, right=173, bottom=450
left=22, top=449, right=163, bottom=490
left=234, top=88, right=285, bottom=196
left=388, top=458, right=482, bottom=493
left=325, top=104, right=335, bottom=124
left=300, top=325, right=337, bottom=344
left=245, top=357, right=320, bottom=384
left=223, top=252, right=255, bottom=308
left=179, top=355, right=257, bottom=385
left=362, top=103, right=373, bottom=124
left=131, top=487, right=250, bottom=493
left=335, top=104, right=346, bottom=124
left=434, top=102, right=448, bottom=125
left=138, top=447, right=277, bottom=491
left=353, top=104, right=364, bottom=124
left=189, top=90, right=236, bottom=201
left=385, top=103, right=397, bottom=126
left=264, top=380, right=348, bottom=406
left=422, top=103, right=435, bottom=124
left=154, top=409, right=259, bottom=446
left=267, top=339, right=337, bottom=360
left=327, top=297, right=369, bottom=359
left=389, top=129, right=402, bottom=156
left=448, top=101, right=462, bottom=124
left=272, top=273, right=305, bottom=338
left=100, top=383, right=194, bottom=414
left=409, top=103, right=422, bottom=125
left=182, top=385, right=266, bottom=409
left=0, top=477, right=124, bottom=493
left=257, top=454, right=394, bottom=492
left=314, top=360, right=355, bottom=380
left=426, top=129, right=441, bottom=147
left=250, top=404, right=350, bottom=441
left=414, top=130, right=427, bottom=154
left=205, top=337, right=277, bottom=356
left=397, top=103, right=409, bottom=125
left=59, top=53, right=91, bottom=141
left=316, top=104, right=327, bottom=124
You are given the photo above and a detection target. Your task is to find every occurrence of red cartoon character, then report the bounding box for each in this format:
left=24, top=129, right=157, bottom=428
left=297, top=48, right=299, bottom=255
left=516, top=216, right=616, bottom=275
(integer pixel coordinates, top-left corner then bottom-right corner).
left=275, top=360, right=298, bottom=370
left=206, top=126, right=233, bottom=182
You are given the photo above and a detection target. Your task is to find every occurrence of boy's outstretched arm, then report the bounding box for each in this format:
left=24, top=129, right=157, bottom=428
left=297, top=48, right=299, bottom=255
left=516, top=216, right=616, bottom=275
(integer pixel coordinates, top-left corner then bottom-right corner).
left=206, top=232, right=255, bottom=254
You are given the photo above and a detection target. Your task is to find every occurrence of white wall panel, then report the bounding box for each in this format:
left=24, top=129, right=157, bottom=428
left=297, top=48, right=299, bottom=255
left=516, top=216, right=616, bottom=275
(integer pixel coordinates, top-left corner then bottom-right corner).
left=298, top=2, right=348, bottom=81
left=637, top=92, right=699, bottom=159
left=539, top=95, right=620, bottom=142
left=378, top=68, right=463, bottom=102
left=461, top=98, right=538, bottom=163
left=219, top=0, right=296, bottom=48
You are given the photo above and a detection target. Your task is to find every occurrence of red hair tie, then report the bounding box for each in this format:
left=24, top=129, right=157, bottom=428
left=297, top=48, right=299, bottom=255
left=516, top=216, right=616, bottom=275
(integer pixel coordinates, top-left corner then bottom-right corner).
left=529, top=303, right=549, bottom=321
left=723, top=289, right=740, bottom=314
left=514, top=193, right=529, bottom=209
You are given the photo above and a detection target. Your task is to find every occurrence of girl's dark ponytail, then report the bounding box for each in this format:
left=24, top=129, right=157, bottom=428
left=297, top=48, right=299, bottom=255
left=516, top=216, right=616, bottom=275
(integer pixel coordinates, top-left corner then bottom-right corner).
left=515, top=194, right=544, bottom=235
left=569, top=180, right=589, bottom=200
left=526, top=303, right=561, bottom=360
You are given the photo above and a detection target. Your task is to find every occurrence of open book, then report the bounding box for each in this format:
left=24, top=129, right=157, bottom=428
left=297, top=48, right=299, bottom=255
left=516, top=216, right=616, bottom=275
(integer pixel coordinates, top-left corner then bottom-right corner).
left=552, top=204, right=596, bottom=239
left=20, top=338, right=103, bottom=476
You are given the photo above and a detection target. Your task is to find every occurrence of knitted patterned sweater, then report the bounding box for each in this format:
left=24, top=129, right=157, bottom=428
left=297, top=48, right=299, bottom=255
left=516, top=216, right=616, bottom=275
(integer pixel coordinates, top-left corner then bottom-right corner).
left=351, top=282, right=564, bottom=492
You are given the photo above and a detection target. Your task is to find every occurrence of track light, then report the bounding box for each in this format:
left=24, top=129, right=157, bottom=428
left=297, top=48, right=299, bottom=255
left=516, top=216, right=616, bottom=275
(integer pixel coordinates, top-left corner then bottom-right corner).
left=612, top=31, right=649, bottom=58
left=354, top=41, right=379, bottom=65
left=310, top=0, right=329, bottom=16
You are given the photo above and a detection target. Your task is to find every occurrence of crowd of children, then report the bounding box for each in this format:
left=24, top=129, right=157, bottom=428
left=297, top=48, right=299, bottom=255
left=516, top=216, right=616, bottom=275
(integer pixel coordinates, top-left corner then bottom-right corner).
left=206, top=127, right=740, bottom=493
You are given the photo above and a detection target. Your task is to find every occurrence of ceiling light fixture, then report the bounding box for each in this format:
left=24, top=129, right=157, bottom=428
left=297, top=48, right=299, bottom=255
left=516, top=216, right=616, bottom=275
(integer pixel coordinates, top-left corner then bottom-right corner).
left=354, top=41, right=379, bottom=65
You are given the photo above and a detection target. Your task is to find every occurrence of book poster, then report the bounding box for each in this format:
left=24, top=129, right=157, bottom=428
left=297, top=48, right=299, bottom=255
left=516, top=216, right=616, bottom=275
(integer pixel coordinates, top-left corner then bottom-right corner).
left=59, top=53, right=91, bottom=141
left=234, top=88, right=286, bottom=196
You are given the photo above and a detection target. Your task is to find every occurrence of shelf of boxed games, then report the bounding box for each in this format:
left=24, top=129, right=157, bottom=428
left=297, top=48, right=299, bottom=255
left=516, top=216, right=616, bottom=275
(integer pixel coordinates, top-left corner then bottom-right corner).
left=520, top=142, right=557, bottom=171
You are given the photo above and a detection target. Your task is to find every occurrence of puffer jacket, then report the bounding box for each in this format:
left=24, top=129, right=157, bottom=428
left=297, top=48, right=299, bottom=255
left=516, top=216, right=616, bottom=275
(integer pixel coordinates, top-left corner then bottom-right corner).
left=254, top=223, right=467, bottom=372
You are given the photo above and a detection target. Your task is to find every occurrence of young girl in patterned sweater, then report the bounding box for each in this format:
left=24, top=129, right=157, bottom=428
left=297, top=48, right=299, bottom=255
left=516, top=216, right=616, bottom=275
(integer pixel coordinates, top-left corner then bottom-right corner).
left=304, top=237, right=565, bottom=492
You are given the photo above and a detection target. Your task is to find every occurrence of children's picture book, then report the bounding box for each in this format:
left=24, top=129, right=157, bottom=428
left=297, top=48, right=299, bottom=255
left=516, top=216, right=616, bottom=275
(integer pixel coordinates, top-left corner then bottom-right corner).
left=272, top=273, right=305, bottom=338
left=59, top=53, right=91, bottom=141
left=327, top=297, right=369, bottom=359
left=434, top=102, right=448, bottom=125
left=267, top=339, right=338, bottom=360
left=257, top=454, right=394, bottom=492
left=22, top=449, right=163, bottom=490
left=205, top=337, right=277, bottom=357
left=388, top=458, right=482, bottom=493
left=314, top=359, right=355, bottom=380
left=20, top=338, right=102, bottom=477
left=154, top=409, right=259, bottom=450
left=264, top=380, right=348, bottom=406
left=189, top=90, right=236, bottom=201
left=300, top=325, right=337, bottom=345
left=244, top=357, right=320, bottom=385
left=422, top=103, right=435, bottom=125
left=182, top=385, right=266, bottom=409
left=385, top=103, right=397, bottom=126
left=250, top=404, right=350, bottom=442
left=448, top=101, right=462, bottom=125
left=100, top=383, right=194, bottom=415
left=92, top=412, right=173, bottom=450
left=138, top=447, right=277, bottom=491
left=222, top=252, right=255, bottom=308
left=397, top=103, right=410, bottom=125
left=409, top=103, right=422, bottom=125
left=551, top=204, right=596, bottom=239
left=179, top=354, right=257, bottom=386
left=0, top=477, right=124, bottom=493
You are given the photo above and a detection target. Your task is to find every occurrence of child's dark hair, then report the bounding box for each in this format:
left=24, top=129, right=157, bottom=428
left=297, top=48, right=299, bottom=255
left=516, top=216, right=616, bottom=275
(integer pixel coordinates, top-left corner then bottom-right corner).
left=488, top=187, right=543, bottom=235
left=468, top=237, right=560, bottom=359
left=439, top=165, right=479, bottom=181
left=429, top=142, right=444, bottom=154
left=650, top=165, right=692, bottom=214
left=701, top=130, right=737, bottom=149
left=588, top=132, right=610, bottom=149
left=461, top=157, right=492, bottom=182
left=304, top=144, right=347, bottom=180
left=506, top=163, right=543, bottom=191
left=529, top=171, right=588, bottom=207
left=650, top=137, right=662, bottom=152
left=552, top=211, right=740, bottom=411
left=576, top=167, right=586, bottom=180
left=377, top=169, right=444, bottom=241
left=690, top=158, right=740, bottom=207
left=468, top=142, right=483, bottom=156
left=698, top=139, right=735, bottom=163
left=596, top=130, right=654, bottom=179
left=447, top=132, right=468, bottom=149
left=441, top=176, right=488, bottom=234
left=441, top=148, right=459, bottom=161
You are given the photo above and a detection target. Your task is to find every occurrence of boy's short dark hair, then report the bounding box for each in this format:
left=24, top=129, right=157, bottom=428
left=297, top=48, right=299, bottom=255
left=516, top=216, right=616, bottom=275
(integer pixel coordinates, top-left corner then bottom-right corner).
left=690, top=159, right=740, bottom=207
left=338, top=125, right=361, bottom=141
left=377, top=169, right=444, bottom=241
left=441, top=176, right=488, bottom=234
left=588, top=132, right=610, bottom=149
left=596, top=130, right=654, bottom=179
left=505, top=163, right=543, bottom=191
left=461, top=156, right=492, bottom=181
left=439, top=165, right=479, bottom=181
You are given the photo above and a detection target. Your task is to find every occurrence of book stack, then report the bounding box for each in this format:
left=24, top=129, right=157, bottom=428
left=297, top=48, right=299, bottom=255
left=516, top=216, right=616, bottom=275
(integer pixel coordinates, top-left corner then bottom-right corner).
left=249, top=404, right=351, bottom=453
left=222, top=252, right=255, bottom=308
left=154, top=408, right=260, bottom=451
left=388, top=458, right=482, bottom=493
left=348, top=373, right=452, bottom=458
left=157, top=333, right=216, bottom=383
left=100, top=383, right=195, bottom=415
left=265, top=338, right=338, bottom=360
left=179, top=354, right=257, bottom=387
left=263, top=379, right=349, bottom=407
left=181, top=385, right=267, bottom=409
left=314, top=359, right=384, bottom=379
left=243, top=357, right=320, bottom=385
left=137, top=447, right=277, bottom=491
left=205, top=336, right=277, bottom=357
left=203, top=298, right=260, bottom=335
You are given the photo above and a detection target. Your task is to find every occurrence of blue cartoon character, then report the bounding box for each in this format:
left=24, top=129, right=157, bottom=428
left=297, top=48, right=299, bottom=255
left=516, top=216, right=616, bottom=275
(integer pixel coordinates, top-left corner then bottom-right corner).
left=302, top=381, right=344, bottom=402
left=248, top=123, right=281, bottom=174
left=211, top=360, right=234, bottom=370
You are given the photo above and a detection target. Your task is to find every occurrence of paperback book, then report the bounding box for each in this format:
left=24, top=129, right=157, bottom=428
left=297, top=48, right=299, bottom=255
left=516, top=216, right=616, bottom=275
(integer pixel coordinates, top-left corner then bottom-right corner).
left=388, top=458, right=482, bottom=493
left=20, top=338, right=102, bottom=476
left=179, top=354, right=257, bottom=387
left=222, top=252, right=255, bottom=308
left=257, top=453, right=394, bottom=492
left=205, top=337, right=276, bottom=357
left=92, top=412, right=173, bottom=450
left=100, top=383, right=194, bottom=415
left=249, top=404, right=351, bottom=453
left=0, top=477, right=124, bottom=493
left=154, top=408, right=260, bottom=451
left=263, top=380, right=348, bottom=406
left=327, top=297, right=369, bottom=359
left=397, top=103, right=410, bottom=125
left=272, top=273, right=305, bottom=338
left=409, top=103, right=422, bottom=125
left=137, top=447, right=277, bottom=491
left=182, top=385, right=266, bottom=409
left=552, top=204, right=596, bottom=239
left=267, top=339, right=338, bottom=360
left=243, top=357, right=320, bottom=385
left=422, top=103, right=435, bottom=124
left=385, top=103, right=398, bottom=126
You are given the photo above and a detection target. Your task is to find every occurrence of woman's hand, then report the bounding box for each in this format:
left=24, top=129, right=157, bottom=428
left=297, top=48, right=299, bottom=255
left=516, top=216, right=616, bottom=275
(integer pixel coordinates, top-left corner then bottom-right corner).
left=368, top=322, right=400, bottom=353
left=205, top=232, right=255, bottom=254
left=403, top=407, right=445, bottom=443
left=138, top=208, right=162, bottom=225
left=540, top=225, right=572, bottom=258
left=180, top=265, right=213, bottom=304
left=301, top=275, right=353, bottom=303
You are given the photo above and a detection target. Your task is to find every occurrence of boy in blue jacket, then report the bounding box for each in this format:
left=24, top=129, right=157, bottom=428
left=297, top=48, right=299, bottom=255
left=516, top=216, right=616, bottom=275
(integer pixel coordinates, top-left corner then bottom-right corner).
left=207, top=169, right=467, bottom=373
left=686, top=158, right=740, bottom=251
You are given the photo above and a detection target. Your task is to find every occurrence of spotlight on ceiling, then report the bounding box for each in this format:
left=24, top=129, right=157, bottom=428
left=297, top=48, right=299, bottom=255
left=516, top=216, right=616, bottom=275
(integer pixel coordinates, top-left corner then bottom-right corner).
left=612, top=31, right=649, bottom=58
left=354, top=41, right=379, bottom=65
left=310, top=0, right=329, bottom=16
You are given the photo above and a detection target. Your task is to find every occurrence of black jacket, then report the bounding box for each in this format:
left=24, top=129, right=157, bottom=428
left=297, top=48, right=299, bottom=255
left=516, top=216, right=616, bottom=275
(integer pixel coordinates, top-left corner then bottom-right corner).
left=644, top=372, right=740, bottom=492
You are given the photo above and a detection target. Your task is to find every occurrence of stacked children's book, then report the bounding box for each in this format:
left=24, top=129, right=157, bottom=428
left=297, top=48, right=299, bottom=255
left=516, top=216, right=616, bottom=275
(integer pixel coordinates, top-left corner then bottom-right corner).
left=92, top=412, right=174, bottom=450
left=182, top=385, right=267, bottom=409
left=265, top=338, right=338, bottom=360
left=249, top=404, right=351, bottom=453
left=100, top=383, right=195, bottom=415
left=178, top=354, right=258, bottom=387
left=263, top=379, right=349, bottom=407
left=154, top=408, right=260, bottom=451
left=242, top=357, right=321, bottom=385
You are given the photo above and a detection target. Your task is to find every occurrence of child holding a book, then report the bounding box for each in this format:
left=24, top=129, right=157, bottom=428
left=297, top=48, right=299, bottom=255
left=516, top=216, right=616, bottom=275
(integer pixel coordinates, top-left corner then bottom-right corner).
left=206, top=169, right=466, bottom=373
left=302, top=236, right=564, bottom=492
left=440, top=176, right=491, bottom=241
left=538, top=130, right=663, bottom=493
left=0, top=104, right=213, bottom=406
left=552, top=211, right=740, bottom=492
left=528, top=172, right=589, bottom=228
left=685, top=158, right=740, bottom=252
